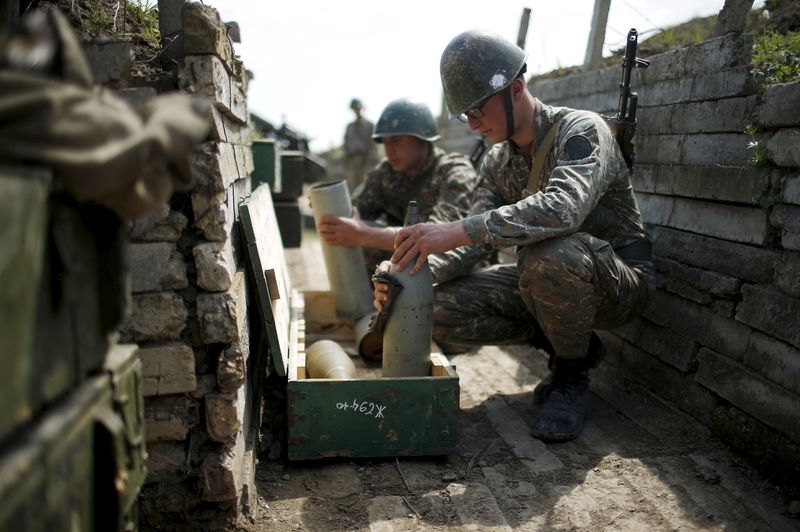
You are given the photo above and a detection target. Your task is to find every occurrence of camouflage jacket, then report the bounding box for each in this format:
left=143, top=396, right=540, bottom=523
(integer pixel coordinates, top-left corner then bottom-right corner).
left=344, top=117, right=376, bottom=158
left=431, top=99, right=649, bottom=283
left=353, top=146, right=478, bottom=229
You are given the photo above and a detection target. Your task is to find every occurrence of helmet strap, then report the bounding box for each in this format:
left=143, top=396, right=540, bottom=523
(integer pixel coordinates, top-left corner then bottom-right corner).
left=503, top=86, right=515, bottom=140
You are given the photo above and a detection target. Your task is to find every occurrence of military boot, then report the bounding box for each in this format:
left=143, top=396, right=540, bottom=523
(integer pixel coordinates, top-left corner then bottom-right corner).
left=530, top=357, right=591, bottom=441
left=533, top=333, right=605, bottom=406
left=532, top=372, right=555, bottom=406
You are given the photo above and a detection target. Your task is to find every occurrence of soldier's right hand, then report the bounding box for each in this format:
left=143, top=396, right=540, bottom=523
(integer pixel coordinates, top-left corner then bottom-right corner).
left=317, top=210, right=363, bottom=247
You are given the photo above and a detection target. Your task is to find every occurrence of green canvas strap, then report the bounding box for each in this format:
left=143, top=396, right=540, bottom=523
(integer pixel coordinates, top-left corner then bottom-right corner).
left=522, top=117, right=564, bottom=198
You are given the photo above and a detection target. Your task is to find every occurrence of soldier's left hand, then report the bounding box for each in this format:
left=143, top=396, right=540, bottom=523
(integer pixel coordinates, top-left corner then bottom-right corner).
left=371, top=261, right=393, bottom=313
left=391, top=220, right=470, bottom=274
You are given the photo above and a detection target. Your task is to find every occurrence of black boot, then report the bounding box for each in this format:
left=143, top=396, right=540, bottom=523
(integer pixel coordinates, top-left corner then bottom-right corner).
left=533, top=372, right=555, bottom=406
left=533, top=333, right=605, bottom=407
left=530, top=357, right=591, bottom=441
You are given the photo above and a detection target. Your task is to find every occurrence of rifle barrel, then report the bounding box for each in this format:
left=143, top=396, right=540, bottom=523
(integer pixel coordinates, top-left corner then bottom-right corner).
left=617, top=28, right=639, bottom=122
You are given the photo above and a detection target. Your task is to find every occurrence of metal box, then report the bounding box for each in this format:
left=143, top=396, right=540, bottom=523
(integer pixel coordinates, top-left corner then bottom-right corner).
left=1, top=164, right=128, bottom=443
left=251, top=139, right=281, bottom=193
left=0, top=344, right=146, bottom=531
left=287, top=291, right=459, bottom=460
left=274, top=151, right=305, bottom=201
left=273, top=200, right=302, bottom=248
left=239, top=185, right=459, bottom=461
left=0, top=165, right=49, bottom=441
left=273, top=150, right=329, bottom=201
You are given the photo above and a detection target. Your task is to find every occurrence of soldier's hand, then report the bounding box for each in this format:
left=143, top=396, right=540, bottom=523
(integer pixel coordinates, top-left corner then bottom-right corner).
left=391, top=221, right=470, bottom=274
left=317, top=214, right=363, bottom=246
left=372, top=261, right=393, bottom=313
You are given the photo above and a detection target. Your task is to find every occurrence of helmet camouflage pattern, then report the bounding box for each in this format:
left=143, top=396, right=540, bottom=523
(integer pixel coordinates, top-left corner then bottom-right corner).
left=440, top=29, right=526, bottom=118
left=372, top=98, right=440, bottom=143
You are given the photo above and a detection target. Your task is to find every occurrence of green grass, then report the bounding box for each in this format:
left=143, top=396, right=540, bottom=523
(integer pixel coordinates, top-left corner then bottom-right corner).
left=530, top=2, right=799, bottom=87
left=752, top=30, right=800, bottom=89
left=636, top=16, right=718, bottom=55
left=127, top=0, right=160, bottom=44
left=745, top=124, right=771, bottom=169
left=83, top=2, right=115, bottom=34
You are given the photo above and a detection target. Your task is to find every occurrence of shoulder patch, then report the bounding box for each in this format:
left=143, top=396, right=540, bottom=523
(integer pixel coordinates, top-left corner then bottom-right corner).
left=564, top=135, right=593, bottom=161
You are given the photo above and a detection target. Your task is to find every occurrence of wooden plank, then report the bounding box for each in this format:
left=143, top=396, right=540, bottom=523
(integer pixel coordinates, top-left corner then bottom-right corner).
left=446, top=482, right=511, bottom=531
left=454, top=350, right=563, bottom=473
left=653, top=455, right=779, bottom=530
left=689, top=452, right=800, bottom=532
left=482, top=395, right=563, bottom=473
left=239, top=185, right=293, bottom=376
left=431, top=353, right=457, bottom=378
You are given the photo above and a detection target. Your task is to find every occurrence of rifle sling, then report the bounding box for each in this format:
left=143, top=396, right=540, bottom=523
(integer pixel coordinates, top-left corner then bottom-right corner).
left=522, top=117, right=564, bottom=198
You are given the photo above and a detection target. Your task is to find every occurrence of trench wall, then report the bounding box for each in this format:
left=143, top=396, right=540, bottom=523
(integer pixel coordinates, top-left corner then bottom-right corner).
left=86, top=3, right=262, bottom=528
left=441, top=32, right=800, bottom=479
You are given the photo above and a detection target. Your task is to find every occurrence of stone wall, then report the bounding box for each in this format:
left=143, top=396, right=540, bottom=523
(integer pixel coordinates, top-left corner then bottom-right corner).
left=440, top=32, right=800, bottom=478
left=87, top=3, right=260, bottom=528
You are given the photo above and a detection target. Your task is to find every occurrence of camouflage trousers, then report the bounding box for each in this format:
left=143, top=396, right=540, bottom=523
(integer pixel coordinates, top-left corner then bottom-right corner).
left=433, top=233, right=653, bottom=360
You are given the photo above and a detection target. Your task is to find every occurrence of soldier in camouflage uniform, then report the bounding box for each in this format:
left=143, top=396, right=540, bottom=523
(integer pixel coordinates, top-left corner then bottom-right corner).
left=319, top=98, right=478, bottom=273
left=343, top=98, right=378, bottom=192
left=376, top=30, right=654, bottom=442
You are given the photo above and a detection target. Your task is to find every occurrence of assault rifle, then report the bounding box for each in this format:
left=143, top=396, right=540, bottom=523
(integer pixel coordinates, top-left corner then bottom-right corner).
left=612, top=28, right=650, bottom=172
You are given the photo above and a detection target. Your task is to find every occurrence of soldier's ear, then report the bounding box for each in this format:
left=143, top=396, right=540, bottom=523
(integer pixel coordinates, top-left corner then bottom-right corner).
left=510, top=78, right=525, bottom=100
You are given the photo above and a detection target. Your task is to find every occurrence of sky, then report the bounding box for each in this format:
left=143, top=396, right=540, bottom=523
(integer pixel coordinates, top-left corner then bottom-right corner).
left=207, top=0, right=763, bottom=153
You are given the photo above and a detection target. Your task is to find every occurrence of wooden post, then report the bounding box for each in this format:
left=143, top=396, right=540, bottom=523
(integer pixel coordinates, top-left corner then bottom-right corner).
left=517, top=7, right=532, bottom=50
left=715, top=0, right=754, bottom=35
left=583, top=0, right=611, bottom=71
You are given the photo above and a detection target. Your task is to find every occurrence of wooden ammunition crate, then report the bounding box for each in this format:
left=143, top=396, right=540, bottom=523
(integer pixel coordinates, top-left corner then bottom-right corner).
left=287, top=291, right=459, bottom=460
left=240, top=185, right=459, bottom=461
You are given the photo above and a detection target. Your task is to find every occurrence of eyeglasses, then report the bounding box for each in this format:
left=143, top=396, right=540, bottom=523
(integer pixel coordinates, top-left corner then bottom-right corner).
left=456, top=95, right=491, bottom=123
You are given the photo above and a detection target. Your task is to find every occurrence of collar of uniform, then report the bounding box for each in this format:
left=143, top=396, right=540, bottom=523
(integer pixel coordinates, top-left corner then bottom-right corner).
left=495, top=98, right=557, bottom=169
left=404, top=144, right=442, bottom=181
left=531, top=98, right=562, bottom=157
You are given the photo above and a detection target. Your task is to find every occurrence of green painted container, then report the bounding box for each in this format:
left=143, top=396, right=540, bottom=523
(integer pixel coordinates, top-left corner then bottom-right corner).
left=0, top=164, right=128, bottom=443
left=239, top=189, right=460, bottom=461
left=286, top=291, right=459, bottom=461
left=273, top=200, right=302, bottom=248
left=274, top=150, right=329, bottom=201
left=251, top=139, right=281, bottom=192
left=274, top=150, right=305, bottom=201
left=0, top=344, right=146, bottom=531
left=0, top=165, right=49, bottom=441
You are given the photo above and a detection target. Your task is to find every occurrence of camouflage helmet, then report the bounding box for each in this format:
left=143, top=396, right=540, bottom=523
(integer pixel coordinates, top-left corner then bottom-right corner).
left=372, top=98, right=440, bottom=143
left=440, top=29, right=527, bottom=118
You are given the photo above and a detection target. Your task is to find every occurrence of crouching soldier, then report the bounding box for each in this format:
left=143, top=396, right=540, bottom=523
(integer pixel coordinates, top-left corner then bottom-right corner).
left=375, top=30, right=655, bottom=442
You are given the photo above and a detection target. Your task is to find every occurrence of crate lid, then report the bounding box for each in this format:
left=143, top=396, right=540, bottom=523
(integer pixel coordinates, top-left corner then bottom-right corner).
left=239, top=184, right=293, bottom=376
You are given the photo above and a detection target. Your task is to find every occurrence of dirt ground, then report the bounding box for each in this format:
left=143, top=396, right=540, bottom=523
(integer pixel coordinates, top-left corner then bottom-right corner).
left=236, top=227, right=799, bottom=532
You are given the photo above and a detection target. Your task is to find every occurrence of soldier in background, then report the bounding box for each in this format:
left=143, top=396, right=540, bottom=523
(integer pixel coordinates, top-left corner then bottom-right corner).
left=318, top=98, right=478, bottom=274
left=342, top=97, right=377, bottom=192
left=375, top=30, right=655, bottom=442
